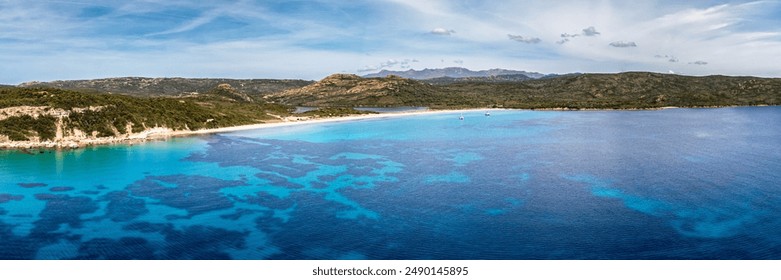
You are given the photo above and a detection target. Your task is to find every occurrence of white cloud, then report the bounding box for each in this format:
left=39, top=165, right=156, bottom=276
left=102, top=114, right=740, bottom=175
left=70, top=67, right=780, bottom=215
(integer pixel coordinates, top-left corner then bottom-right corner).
left=582, top=26, right=600, bottom=36
left=508, top=34, right=541, bottom=44
left=555, top=26, right=598, bottom=45
left=609, top=41, right=638, bottom=47
left=430, top=27, right=455, bottom=35
left=2, top=0, right=781, bottom=83
left=357, top=66, right=380, bottom=72
left=654, top=54, right=678, bottom=62
left=357, top=58, right=419, bottom=73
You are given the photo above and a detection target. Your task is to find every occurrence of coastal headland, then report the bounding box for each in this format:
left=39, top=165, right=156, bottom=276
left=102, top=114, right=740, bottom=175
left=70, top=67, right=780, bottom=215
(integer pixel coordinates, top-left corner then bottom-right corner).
left=0, top=108, right=489, bottom=149
left=2, top=71, right=780, bottom=149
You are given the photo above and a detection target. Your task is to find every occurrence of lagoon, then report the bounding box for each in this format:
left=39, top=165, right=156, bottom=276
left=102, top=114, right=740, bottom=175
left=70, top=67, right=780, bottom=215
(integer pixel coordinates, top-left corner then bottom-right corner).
left=1, top=107, right=780, bottom=259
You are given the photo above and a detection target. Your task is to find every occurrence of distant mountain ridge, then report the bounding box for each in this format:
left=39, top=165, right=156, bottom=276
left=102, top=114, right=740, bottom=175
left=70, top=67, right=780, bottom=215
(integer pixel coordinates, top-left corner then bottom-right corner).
left=363, top=67, right=546, bottom=79
left=423, top=74, right=535, bottom=85
left=269, top=71, right=781, bottom=109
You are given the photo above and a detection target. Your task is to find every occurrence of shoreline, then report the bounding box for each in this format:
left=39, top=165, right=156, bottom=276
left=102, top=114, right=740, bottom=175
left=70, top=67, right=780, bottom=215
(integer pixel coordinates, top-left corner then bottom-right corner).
left=1, top=105, right=775, bottom=150
left=0, top=108, right=492, bottom=150
left=165, top=108, right=491, bottom=136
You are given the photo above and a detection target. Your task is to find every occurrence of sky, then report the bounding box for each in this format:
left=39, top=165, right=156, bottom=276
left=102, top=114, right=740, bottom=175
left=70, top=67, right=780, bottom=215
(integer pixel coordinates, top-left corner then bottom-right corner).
left=1, top=0, right=780, bottom=84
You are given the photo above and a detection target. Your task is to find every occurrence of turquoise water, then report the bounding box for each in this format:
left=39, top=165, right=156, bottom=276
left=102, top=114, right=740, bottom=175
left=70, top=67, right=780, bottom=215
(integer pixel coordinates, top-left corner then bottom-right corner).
left=1, top=107, right=780, bottom=259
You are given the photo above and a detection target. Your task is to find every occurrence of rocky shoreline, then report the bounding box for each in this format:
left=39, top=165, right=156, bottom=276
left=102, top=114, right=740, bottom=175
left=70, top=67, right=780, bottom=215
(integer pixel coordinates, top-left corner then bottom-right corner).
left=0, top=127, right=177, bottom=150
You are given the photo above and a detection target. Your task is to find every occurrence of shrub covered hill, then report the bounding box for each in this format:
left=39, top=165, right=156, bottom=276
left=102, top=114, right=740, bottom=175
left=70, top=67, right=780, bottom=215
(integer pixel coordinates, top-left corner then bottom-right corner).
left=0, top=85, right=288, bottom=143
left=267, top=74, right=443, bottom=107
left=19, top=77, right=312, bottom=99
left=3, top=71, right=780, bottom=145
left=266, top=72, right=781, bottom=109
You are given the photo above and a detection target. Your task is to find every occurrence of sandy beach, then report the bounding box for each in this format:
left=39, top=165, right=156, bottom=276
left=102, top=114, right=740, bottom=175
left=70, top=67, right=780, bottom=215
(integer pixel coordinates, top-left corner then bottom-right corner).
left=0, top=108, right=497, bottom=150
left=165, top=108, right=493, bottom=136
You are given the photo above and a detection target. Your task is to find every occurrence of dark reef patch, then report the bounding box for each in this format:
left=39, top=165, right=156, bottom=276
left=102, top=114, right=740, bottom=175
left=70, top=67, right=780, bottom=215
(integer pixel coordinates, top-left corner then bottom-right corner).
left=254, top=173, right=304, bottom=189
left=242, top=192, right=296, bottom=210
left=162, top=225, right=247, bottom=260
left=261, top=191, right=379, bottom=260
left=18, top=182, right=47, bottom=188
left=0, top=222, right=38, bottom=259
left=123, top=222, right=171, bottom=233
left=33, top=194, right=99, bottom=234
left=0, top=194, right=23, bottom=203
left=103, top=191, right=148, bottom=222
left=74, top=237, right=156, bottom=260
left=128, top=175, right=245, bottom=217
left=220, top=208, right=270, bottom=221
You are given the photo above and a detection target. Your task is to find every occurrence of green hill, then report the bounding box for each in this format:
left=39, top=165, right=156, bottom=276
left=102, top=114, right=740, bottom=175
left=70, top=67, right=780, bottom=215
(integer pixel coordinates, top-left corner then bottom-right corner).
left=0, top=87, right=288, bottom=142
left=267, top=72, right=781, bottom=109
left=4, top=71, right=780, bottom=145
left=18, top=77, right=313, bottom=99
left=266, top=74, right=443, bottom=107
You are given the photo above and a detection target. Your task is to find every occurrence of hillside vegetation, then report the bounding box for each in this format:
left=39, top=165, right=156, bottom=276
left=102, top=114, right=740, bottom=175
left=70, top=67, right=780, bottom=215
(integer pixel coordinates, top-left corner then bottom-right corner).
left=268, top=74, right=443, bottom=107
left=266, top=72, right=781, bottom=109
left=4, top=71, right=780, bottom=145
left=0, top=87, right=288, bottom=142
left=19, top=77, right=312, bottom=99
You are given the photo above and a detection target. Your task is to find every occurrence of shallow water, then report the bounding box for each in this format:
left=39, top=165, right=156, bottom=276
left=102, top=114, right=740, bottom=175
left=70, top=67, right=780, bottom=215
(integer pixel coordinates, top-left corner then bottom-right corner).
left=1, top=107, right=780, bottom=259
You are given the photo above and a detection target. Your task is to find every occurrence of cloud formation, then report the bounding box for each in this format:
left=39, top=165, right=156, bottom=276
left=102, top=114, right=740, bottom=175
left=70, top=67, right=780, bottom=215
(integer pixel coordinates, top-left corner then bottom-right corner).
left=655, top=54, right=678, bottom=62
left=582, top=26, right=600, bottom=36
left=609, top=41, right=638, bottom=48
left=556, top=27, right=598, bottom=44
left=508, top=34, right=541, bottom=44
left=0, top=0, right=779, bottom=83
left=358, top=59, right=418, bottom=72
left=430, top=28, right=455, bottom=36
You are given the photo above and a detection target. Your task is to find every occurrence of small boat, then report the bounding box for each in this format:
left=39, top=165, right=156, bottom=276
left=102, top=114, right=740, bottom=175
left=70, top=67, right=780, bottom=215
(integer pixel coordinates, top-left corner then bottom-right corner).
left=459, top=114, right=464, bottom=120
left=485, top=112, right=491, bottom=117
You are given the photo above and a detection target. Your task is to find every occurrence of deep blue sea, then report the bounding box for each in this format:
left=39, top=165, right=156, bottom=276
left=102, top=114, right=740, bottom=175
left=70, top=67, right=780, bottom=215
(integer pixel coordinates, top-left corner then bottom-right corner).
left=1, top=107, right=780, bottom=260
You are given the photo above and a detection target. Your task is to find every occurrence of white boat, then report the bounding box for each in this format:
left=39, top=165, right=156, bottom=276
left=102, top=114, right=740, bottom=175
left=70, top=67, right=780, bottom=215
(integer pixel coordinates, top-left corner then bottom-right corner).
left=485, top=112, right=491, bottom=116
left=459, top=114, right=464, bottom=120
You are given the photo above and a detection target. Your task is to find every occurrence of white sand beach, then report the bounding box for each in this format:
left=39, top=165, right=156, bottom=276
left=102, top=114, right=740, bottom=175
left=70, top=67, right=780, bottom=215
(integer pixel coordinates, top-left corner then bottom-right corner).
left=0, top=108, right=498, bottom=149
left=164, top=108, right=494, bottom=136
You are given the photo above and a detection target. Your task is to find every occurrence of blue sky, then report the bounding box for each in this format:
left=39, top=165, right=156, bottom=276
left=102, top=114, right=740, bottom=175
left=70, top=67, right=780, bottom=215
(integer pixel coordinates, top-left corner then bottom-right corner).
left=1, top=0, right=780, bottom=83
